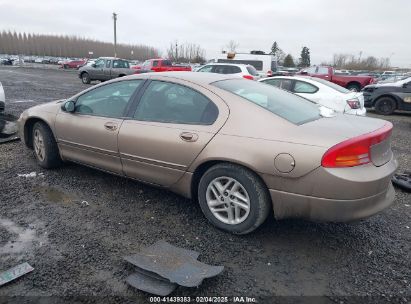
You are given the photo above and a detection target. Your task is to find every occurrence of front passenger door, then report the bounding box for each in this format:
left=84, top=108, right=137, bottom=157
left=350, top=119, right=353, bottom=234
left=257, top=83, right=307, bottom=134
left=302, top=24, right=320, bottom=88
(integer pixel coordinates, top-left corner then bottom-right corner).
left=55, top=80, right=144, bottom=173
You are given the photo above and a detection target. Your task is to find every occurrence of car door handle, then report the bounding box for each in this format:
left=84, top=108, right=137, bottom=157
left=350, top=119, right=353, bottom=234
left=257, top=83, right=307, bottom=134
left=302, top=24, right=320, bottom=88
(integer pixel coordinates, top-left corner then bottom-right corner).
left=104, top=122, right=118, bottom=131
left=180, top=132, right=198, bottom=142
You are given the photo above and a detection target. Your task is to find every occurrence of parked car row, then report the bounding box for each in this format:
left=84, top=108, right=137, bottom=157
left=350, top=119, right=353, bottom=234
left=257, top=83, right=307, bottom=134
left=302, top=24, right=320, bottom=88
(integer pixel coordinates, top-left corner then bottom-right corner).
left=17, top=71, right=397, bottom=234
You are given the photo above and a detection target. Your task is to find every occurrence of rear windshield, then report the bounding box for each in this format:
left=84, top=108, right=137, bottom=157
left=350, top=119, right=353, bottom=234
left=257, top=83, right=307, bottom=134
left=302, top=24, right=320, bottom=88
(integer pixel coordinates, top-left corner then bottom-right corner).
left=307, top=77, right=350, bottom=93
left=246, top=66, right=258, bottom=76
left=213, top=79, right=321, bottom=125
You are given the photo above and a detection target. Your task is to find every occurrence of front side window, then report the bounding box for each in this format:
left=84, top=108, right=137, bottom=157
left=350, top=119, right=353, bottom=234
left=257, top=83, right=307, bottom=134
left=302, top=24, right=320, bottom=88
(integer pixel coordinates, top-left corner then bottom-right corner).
left=294, top=81, right=318, bottom=93
left=213, top=79, right=320, bottom=125
left=134, top=81, right=218, bottom=125
left=95, top=59, right=105, bottom=68
left=152, top=60, right=159, bottom=67
left=75, top=80, right=143, bottom=118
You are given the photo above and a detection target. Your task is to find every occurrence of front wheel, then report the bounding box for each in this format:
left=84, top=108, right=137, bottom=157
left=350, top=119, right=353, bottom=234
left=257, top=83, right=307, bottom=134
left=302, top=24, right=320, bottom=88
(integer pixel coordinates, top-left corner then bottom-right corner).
left=198, top=163, right=271, bottom=234
left=32, top=122, right=62, bottom=169
left=374, top=97, right=396, bottom=115
left=81, top=72, right=91, bottom=84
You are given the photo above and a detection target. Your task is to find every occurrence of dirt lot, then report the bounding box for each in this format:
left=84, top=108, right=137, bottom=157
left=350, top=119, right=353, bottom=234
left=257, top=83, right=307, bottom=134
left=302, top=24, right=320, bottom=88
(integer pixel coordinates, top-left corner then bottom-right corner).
left=0, top=66, right=410, bottom=303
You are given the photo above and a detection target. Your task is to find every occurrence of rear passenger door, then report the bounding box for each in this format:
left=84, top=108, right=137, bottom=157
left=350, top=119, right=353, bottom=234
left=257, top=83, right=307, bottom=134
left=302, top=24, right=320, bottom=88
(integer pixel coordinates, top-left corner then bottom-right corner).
left=118, top=78, right=229, bottom=186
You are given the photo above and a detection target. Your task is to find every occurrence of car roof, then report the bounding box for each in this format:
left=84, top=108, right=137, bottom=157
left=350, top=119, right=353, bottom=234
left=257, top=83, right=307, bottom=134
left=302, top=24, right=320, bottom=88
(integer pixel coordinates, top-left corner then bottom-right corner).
left=205, top=62, right=251, bottom=67
left=126, top=71, right=236, bottom=85
left=260, top=75, right=322, bottom=83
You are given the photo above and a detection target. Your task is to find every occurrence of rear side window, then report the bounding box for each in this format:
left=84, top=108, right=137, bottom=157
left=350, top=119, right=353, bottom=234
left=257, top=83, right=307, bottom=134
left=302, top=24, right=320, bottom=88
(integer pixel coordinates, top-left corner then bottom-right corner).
left=213, top=79, right=320, bottom=125
left=317, top=67, right=328, bottom=75
left=294, top=81, right=318, bottom=93
left=212, top=65, right=240, bottom=74
left=113, top=60, right=129, bottom=68
left=163, top=60, right=172, bottom=66
left=134, top=81, right=219, bottom=125
left=264, top=78, right=293, bottom=91
left=106, top=60, right=111, bottom=68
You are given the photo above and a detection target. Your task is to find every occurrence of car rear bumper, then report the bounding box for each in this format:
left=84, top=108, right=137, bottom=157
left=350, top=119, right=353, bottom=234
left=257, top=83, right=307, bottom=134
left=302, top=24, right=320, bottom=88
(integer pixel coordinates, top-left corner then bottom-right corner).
left=269, top=182, right=395, bottom=222
left=344, top=107, right=367, bottom=116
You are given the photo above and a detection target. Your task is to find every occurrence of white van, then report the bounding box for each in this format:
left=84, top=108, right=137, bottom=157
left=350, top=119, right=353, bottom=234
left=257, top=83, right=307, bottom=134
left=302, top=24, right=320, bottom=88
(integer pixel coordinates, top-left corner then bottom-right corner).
left=211, top=52, right=277, bottom=77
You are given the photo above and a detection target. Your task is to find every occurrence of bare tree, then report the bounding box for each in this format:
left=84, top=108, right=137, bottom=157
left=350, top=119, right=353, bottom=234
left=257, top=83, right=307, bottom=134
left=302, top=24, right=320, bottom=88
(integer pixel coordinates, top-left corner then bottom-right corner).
left=226, top=40, right=239, bottom=53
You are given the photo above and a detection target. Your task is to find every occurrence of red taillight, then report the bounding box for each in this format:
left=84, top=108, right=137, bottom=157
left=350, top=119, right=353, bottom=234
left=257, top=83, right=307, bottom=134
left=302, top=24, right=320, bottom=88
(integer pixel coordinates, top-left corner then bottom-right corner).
left=321, top=123, right=392, bottom=168
left=347, top=98, right=360, bottom=109
left=243, top=75, right=254, bottom=80
left=267, top=70, right=273, bottom=77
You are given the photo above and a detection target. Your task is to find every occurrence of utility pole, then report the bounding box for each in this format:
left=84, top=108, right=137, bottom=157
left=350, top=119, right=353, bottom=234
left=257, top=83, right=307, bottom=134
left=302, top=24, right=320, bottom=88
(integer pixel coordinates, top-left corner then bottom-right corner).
left=113, top=12, right=117, bottom=57
left=175, top=41, right=178, bottom=62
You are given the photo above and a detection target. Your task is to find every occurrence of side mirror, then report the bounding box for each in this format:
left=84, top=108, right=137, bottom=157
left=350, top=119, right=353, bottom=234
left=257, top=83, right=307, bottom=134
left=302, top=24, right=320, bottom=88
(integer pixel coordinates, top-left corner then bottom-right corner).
left=62, top=100, right=75, bottom=112
left=91, top=63, right=96, bottom=68
left=403, top=83, right=408, bottom=88
left=300, top=71, right=308, bottom=75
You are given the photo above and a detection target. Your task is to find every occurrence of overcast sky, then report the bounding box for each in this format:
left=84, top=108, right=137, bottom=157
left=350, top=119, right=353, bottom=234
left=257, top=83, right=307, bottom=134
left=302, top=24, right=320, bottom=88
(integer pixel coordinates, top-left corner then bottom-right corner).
left=0, top=0, right=409, bottom=67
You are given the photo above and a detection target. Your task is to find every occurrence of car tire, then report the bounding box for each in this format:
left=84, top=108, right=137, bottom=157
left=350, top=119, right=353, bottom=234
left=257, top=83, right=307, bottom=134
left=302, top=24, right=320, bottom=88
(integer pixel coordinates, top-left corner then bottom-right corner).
left=32, top=122, right=62, bottom=169
left=346, top=83, right=361, bottom=92
left=81, top=72, right=91, bottom=84
left=375, top=97, right=396, bottom=115
left=198, top=163, right=271, bottom=234
left=63, top=64, right=68, bottom=69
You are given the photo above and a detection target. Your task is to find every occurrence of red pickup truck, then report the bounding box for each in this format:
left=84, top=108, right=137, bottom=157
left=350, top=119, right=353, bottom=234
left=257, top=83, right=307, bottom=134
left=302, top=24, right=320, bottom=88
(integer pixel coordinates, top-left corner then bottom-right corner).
left=298, top=66, right=374, bottom=91
left=140, top=59, right=192, bottom=72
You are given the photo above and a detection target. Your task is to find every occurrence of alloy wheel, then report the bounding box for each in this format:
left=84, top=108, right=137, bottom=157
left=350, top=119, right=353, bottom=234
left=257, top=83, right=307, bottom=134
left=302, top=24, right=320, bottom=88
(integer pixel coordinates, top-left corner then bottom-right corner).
left=206, top=176, right=251, bottom=225
left=33, top=129, right=45, bottom=161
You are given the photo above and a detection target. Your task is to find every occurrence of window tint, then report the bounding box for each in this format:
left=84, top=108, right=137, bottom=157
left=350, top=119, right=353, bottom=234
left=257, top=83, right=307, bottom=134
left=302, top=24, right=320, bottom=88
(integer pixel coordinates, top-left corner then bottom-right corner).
left=198, top=65, right=213, bottom=73
left=294, top=81, right=318, bottom=93
left=95, top=59, right=105, bottom=68
left=152, top=60, right=159, bottom=67
left=213, top=79, right=320, bottom=125
left=212, top=65, right=241, bottom=74
left=113, top=60, right=129, bottom=68
left=134, top=81, right=218, bottom=125
left=75, top=80, right=142, bottom=118
left=163, top=60, right=172, bottom=66
left=246, top=66, right=258, bottom=76
left=105, top=60, right=111, bottom=68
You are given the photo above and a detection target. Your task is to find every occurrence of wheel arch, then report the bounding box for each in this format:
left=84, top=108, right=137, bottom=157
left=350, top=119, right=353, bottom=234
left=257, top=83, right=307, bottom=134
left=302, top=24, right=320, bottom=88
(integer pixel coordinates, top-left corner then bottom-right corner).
left=190, top=159, right=270, bottom=202
left=346, top=81, right=361, bottom=90
left=23, top=117, right=54, bottom=149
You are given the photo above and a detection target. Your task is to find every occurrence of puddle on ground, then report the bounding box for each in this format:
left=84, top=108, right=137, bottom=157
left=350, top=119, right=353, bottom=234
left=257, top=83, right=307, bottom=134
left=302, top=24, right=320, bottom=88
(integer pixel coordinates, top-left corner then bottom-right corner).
left=35, top=185, right=76, bottom=205
left=0, top=217, right=47, bottom=256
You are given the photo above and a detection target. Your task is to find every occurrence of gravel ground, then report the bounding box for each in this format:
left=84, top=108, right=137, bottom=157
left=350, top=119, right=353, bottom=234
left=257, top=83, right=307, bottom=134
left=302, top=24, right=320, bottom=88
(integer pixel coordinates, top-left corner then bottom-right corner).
left=0, top=66, right=410, bottom=303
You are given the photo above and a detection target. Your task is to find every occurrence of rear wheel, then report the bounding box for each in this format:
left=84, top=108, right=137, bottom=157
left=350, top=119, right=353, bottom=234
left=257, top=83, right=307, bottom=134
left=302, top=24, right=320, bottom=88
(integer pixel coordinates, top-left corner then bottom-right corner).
left=81, top=72, right=91, bottom=84
left=198, top=163, right=271, bottom=234
left=32, top=122, right=62, bottom=169
left=375, top=97, right=396, bottom=115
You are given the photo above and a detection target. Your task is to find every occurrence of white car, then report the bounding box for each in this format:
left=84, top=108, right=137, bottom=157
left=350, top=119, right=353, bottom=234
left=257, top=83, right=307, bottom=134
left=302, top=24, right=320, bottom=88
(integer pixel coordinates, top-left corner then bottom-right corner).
left=259, top=76, right=366, bottom=116
left=196, top=63, right=260, bottom=80
left=0, top=81, right=5, bottom=111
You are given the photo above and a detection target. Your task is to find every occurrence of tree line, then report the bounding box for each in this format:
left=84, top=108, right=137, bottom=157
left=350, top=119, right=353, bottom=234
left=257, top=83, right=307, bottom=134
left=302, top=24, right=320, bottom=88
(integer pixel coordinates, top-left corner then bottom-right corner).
left=327, top=53, right=391, bottom=70
left=0, top=31, right=159, bottom=60
left=166, top=41, right=206, bottom=63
